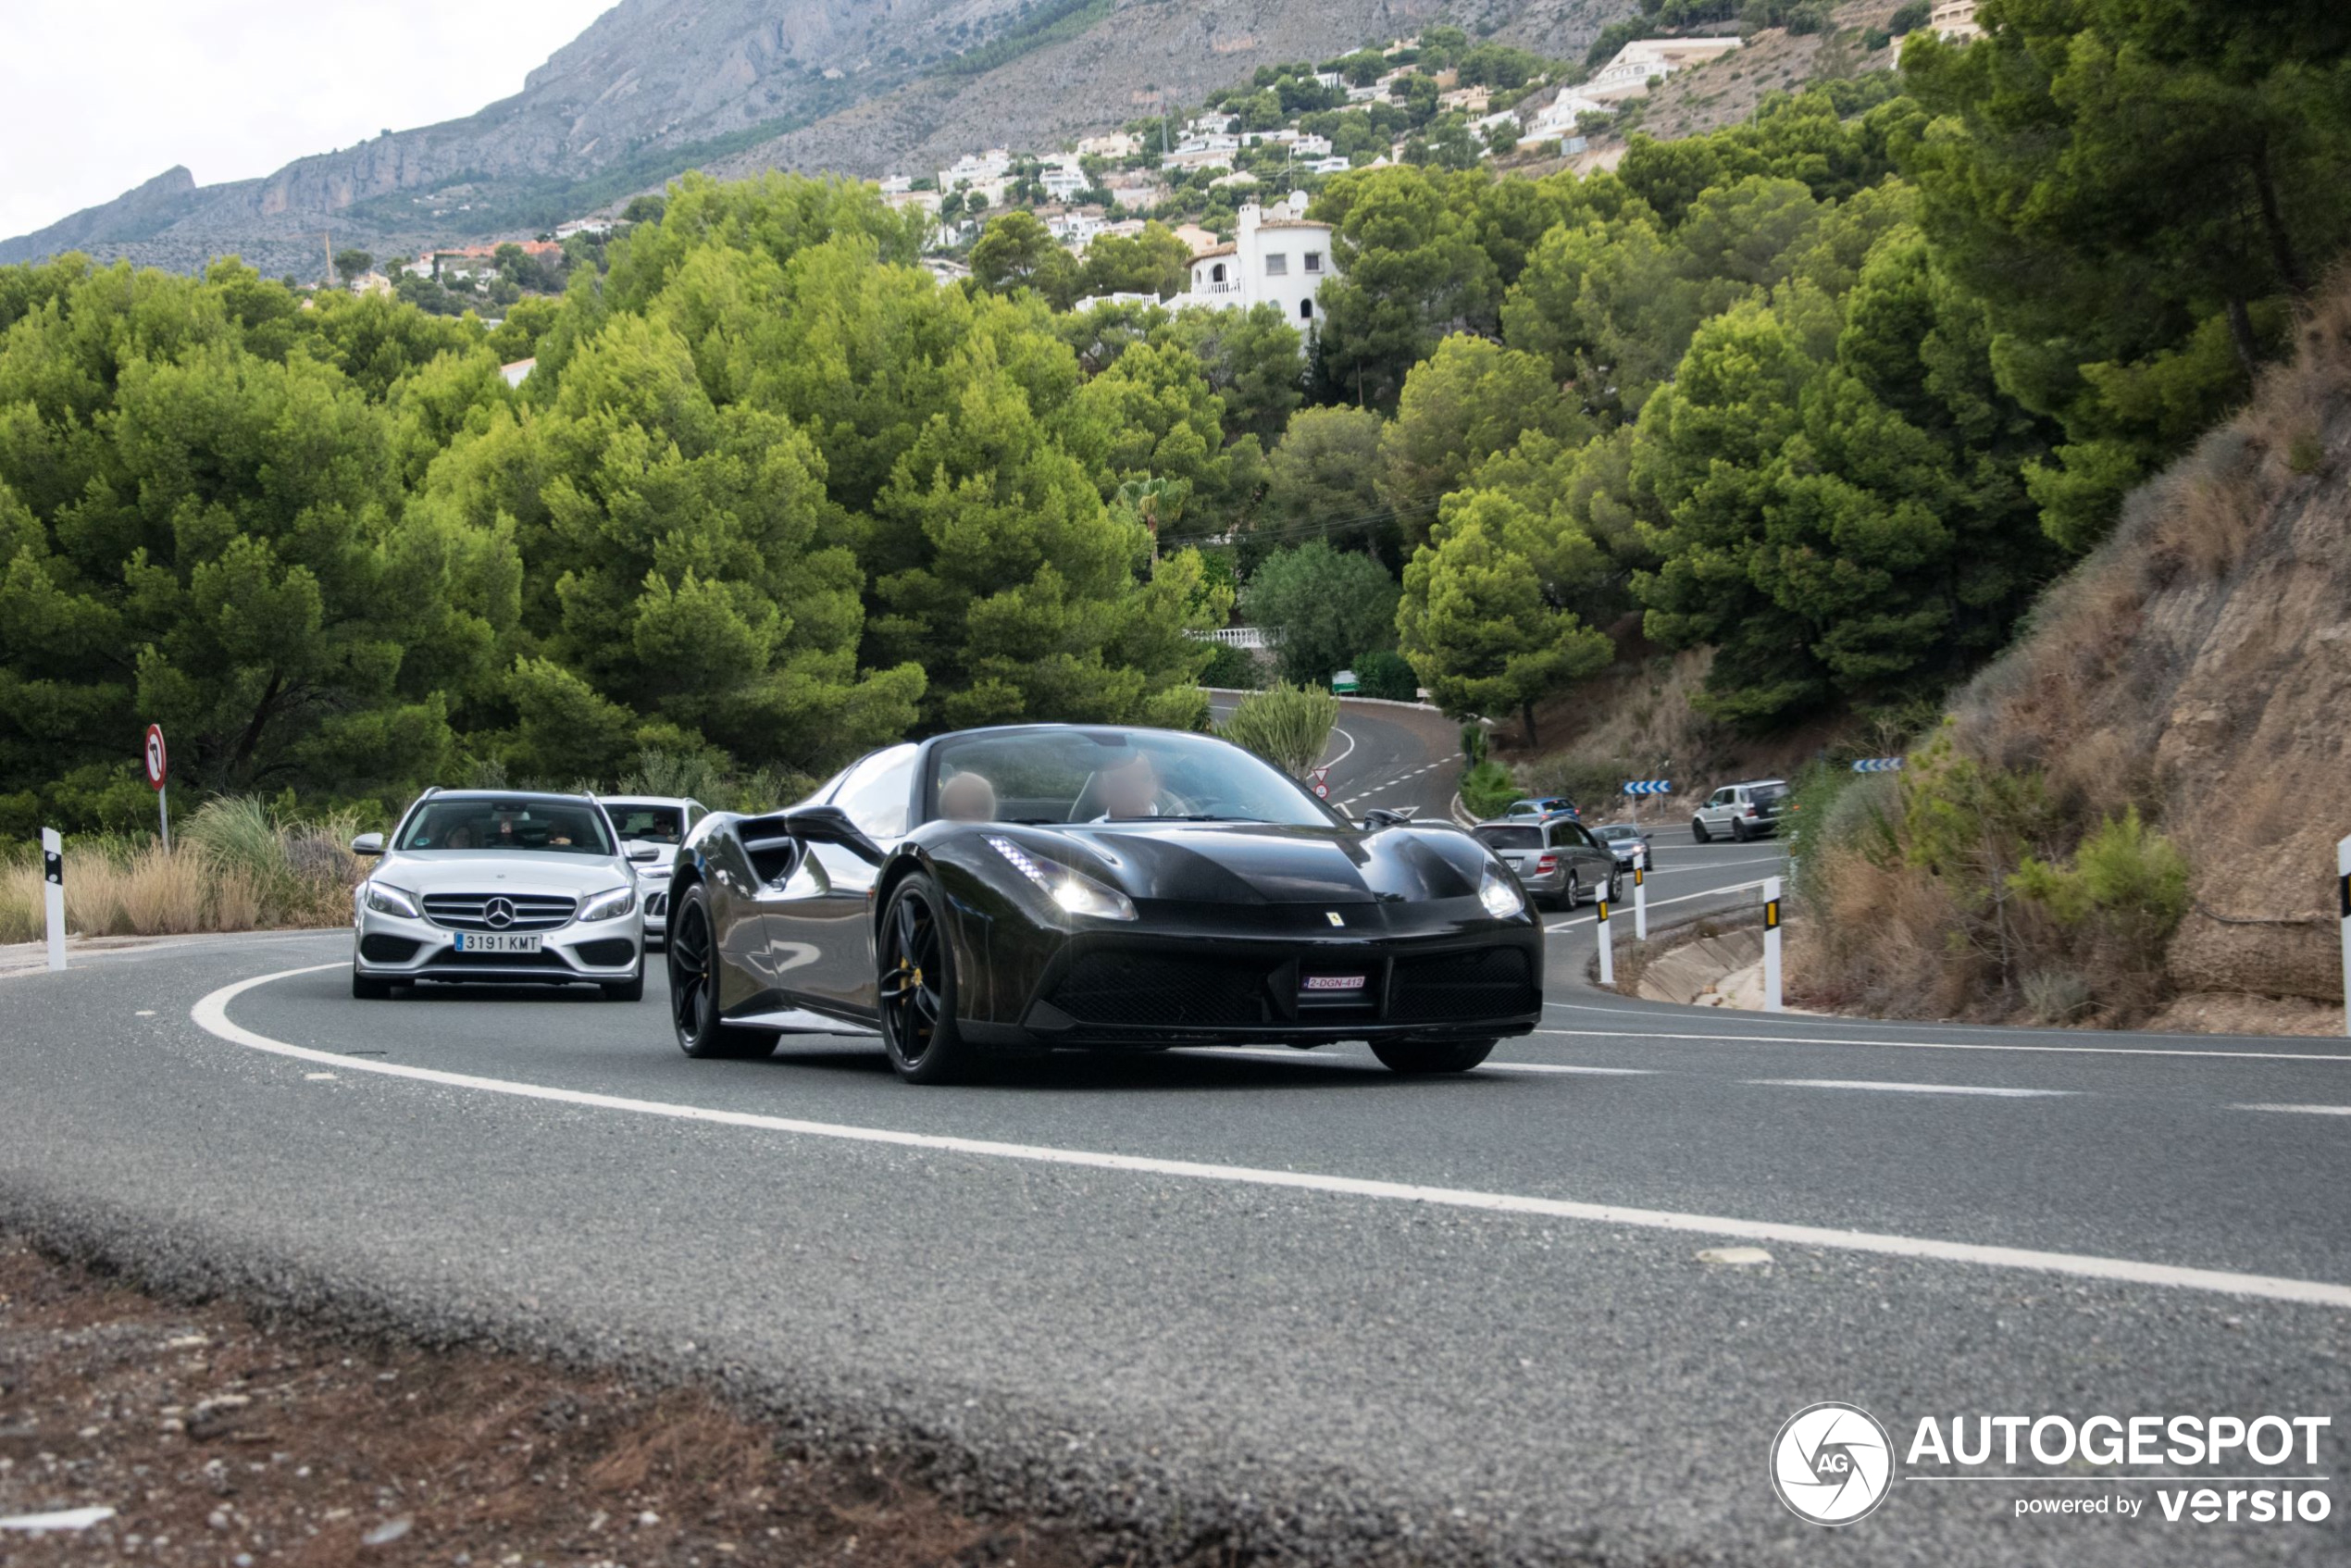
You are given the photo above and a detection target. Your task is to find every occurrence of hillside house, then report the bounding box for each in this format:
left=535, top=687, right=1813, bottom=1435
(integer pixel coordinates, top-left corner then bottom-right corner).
left=1931, top=0, right=1983, bottom=40
left=1586, top=36, right=1741, bottom=101
left=1076, top=131, right=1141, bottom=157
left=1185, top=196, right=1332, bottom=335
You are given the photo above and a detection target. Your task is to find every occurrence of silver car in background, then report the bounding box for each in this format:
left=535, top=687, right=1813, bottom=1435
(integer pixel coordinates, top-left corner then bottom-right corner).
left=349, top=790, right=653, bottom=1000
left=1473, top=816, right=1621, bottom=911
left=594, top=795, right=706, bottom=950
left=1590, top=822, right=1654, bottom=870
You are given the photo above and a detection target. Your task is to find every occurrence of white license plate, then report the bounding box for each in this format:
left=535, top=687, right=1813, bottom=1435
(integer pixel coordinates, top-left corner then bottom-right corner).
left=1302, top=974, right=1367, bottom=992
left=454, top=932, right=542, bottom=954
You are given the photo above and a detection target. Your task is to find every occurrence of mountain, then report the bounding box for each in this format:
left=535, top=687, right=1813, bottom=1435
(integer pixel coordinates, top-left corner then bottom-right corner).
left=2, top=0, right=1638, bottom=278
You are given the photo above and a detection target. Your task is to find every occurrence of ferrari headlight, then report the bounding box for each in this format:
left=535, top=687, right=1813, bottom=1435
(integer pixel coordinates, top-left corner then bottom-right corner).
left=987, top=836, right=1137, bottom=922
left=1478, top=865, right=1525, bottom=921
left=362, top=882, right=421, bottom=919
left=579, top=884, right=638, bottom=922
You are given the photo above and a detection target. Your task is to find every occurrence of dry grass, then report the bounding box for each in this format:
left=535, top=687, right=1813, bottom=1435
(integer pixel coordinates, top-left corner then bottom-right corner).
left=0, top=805, right=360, bottom=944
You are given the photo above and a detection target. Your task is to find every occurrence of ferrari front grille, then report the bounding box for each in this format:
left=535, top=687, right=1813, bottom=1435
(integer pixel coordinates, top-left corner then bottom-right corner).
left=1050, top=952, right=1272, bottom=1028
left=1388, top=947, right=1538, bottom=1023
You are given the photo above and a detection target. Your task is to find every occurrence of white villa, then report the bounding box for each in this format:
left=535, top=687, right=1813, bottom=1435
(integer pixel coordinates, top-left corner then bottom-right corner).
left=1185, top=195, right=1332, bottom=334
left=1585, top=36, right=1742, bottom=101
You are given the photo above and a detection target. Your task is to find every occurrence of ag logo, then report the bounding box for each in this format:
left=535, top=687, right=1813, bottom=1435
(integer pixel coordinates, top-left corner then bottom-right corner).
left=1770, top=1402, right=1894, bottom=1525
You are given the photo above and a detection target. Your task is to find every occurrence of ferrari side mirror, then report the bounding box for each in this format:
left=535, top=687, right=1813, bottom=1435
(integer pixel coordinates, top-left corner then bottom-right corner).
left=781, top=804, right=887, bottom=865
left=1361, top=807, right=1412, bottom=830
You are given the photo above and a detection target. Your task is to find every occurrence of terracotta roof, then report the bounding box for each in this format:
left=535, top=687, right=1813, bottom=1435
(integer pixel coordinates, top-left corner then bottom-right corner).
left=1190, top=243, right=1238, bottom=261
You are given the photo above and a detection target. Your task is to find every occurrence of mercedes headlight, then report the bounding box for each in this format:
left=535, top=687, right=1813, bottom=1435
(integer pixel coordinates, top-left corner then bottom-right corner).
left=987, top=836, right=1138, bottom=922
left=1478, top=865, right=1526, bottom=921
left=579, top=885, right=639, bottom=922
left=362, top=882, right=421, bottom=919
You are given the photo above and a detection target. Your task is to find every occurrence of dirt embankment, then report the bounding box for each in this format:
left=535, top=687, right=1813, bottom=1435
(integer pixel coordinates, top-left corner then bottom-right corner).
left=1795, top=280, right=2351, bottom=1028
left=0, top=1236, right=1080, bottom=1568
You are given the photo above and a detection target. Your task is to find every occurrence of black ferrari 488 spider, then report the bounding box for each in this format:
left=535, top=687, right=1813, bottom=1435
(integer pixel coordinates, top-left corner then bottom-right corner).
left=660, top=725, right=1544, bottom=1081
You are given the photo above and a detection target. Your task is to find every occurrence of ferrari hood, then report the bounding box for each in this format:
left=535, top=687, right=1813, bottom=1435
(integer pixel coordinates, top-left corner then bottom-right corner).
left=1037, top=822, right=1485, bottom=906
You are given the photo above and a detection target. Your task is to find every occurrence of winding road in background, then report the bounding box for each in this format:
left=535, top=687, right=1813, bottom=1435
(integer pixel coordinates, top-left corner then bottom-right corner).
left=6, top=700, right=2345, bottom=1565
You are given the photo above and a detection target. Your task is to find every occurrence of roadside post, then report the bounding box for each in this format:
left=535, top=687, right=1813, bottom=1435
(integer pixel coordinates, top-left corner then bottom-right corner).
left=2339, top=834, right=2349, bottom=1039
left=1762, top=875, right=1784, bottom=1014
left=1596, top=891, right=1614, bottom=988
left=42, top=828, right=65, bottom=972
left=1633, top=843, right=1648, bottom=941
left=143, top=724, right=170, bottom=852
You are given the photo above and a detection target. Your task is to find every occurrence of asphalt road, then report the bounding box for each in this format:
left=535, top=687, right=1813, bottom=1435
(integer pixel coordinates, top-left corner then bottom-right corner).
left=5, top=705, right=2345, bottom=1565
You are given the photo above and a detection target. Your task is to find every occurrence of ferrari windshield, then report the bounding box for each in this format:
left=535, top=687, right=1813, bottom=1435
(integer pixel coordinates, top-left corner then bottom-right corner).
left=393, top=797, right=614, bottom=854
left=927, top=728, right=1343, bottom=828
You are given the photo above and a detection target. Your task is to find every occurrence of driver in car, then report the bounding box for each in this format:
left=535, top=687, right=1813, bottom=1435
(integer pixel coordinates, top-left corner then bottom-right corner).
left=938, top=771, right=998, bottom=822
left=1093, top=752, right=1164, bottom=820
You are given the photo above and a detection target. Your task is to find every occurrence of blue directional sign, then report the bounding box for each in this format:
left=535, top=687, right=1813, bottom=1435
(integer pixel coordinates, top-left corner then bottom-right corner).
left=1850, top=757, right=1904, bottom=774
left=1621, top=779, right=1673, bottom=795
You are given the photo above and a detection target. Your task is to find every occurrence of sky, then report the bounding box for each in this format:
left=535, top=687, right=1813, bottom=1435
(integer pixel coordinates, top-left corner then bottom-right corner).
left=0, top=0, right=619, bottom=241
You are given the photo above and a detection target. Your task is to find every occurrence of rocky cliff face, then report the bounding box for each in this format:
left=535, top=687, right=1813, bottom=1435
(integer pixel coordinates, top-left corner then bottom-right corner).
left=1946, top=285, right=2351, bottom=1008
left=3, top=0, right=1635, bottom=278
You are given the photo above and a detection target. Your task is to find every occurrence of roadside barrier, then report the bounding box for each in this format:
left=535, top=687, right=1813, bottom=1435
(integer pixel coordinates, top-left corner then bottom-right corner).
left=2339, top=833, right=2349, bottom=1038
left=1762, top=875, right=1784, bottom=1014
left=42, top=827, right=64, bottom=972
left=1632, top=844, right=1648, bottom=940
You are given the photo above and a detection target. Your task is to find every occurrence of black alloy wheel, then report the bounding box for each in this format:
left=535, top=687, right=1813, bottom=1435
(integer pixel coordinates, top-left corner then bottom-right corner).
left=669, top=883, right=773, bottom=1059
left=877, top=873, right=975, bottom=1084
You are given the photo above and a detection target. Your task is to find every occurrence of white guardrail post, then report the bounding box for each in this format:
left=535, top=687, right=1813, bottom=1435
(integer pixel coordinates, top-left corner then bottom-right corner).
left=1762, top=875, right=1784, bottom=1013
left=2338, top=834, right=2349, bottom=1039
left=1595, top=888, right=1614, bottom=988
left=43, top=827, right=66, bottom=972
left=1632, top=844, right=1648, bottom=940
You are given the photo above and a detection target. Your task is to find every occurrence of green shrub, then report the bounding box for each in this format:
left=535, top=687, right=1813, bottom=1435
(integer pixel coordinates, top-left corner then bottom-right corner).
left=1354, top=649, right=1419, bottom=701
left=1199, top=641, right=1264, bottom=689
left=1461, top=759, right=1520, bottom=819
left=2009, top=805, right=2190, bottom=946
left=1217, top=681, right=1341, bottom=778
left=1461, top=723, right=1489, bottom=765
left=1523, top=753, right=1641, bottom=813
left=1888, top=0, right=1931, bottom=32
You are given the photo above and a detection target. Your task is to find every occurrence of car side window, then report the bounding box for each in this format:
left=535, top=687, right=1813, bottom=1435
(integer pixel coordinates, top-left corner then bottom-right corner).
left=1710, top=790, right=1731, bottom=807
left=831, top=745, right=919, bottom=841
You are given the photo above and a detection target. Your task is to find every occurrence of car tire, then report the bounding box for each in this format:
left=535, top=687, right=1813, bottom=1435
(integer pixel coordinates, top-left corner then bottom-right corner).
left=1562, top=870, right=1581, bottom=910
left=1692, top=819, right=1710, bottom=843
left=1732, top=817, right=1750, bottom=842
left=351, top=970, right=392, bottom=1001
left=667, top=883, right=774, bottom=1060
left=1603, top=870, right=1621, bottom=905
left=877, top=873, right=978, bottom=1085
left=602, top=964, right=645, bottom=1002
left=1370, top=1037, right=1497, bottom=1074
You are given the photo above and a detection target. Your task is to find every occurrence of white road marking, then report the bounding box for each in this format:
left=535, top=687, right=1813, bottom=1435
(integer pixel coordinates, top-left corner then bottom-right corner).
left=1322, top=725, right=1358, bottom=772
left=187, top=964, right=2351, bottom=1309
left=304, top=1072, right=337, bottom=1081
left=1200, top=1047, right=1654, bottom=1076
left=1536, top=1027, right=2351, bottom=1064
left=1546, top=879, right=1773, bottom=932
left=1746, top=1078, right=2072, bottom=1099
left=2234, top=1103, right=2351, bottom=1116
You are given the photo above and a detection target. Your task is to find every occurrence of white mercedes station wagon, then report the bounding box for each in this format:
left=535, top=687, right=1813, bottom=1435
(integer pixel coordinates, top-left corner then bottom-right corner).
left=348, top=790, right=655, bottom=1001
